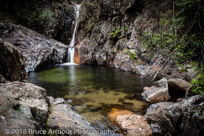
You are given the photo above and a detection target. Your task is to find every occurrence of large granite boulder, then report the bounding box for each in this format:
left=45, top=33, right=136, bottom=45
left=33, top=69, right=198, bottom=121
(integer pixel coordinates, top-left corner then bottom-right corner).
left=0, top=82, right=49, bottom=124
left=0, top=95, right=37, bottom=136
left=47, top=97, right=98, bottom=136
left=0, top=22, right=68, bottom=73
left=0, top=82, right=51, bottom=136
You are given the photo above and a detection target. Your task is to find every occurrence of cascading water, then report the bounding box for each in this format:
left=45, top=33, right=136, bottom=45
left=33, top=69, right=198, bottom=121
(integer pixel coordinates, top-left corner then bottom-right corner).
left=63, top=4, right=81, bottom=65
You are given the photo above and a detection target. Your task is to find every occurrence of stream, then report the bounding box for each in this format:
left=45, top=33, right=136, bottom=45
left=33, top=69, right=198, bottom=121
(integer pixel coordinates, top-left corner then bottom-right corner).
left=29, top=65, right=153, bottom=135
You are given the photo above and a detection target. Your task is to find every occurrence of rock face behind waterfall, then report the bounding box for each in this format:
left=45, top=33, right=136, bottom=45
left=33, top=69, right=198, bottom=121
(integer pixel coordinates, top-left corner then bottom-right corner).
left=0, top=21, right=68, bottom=80
left=74, top=0, right=194, bottom=80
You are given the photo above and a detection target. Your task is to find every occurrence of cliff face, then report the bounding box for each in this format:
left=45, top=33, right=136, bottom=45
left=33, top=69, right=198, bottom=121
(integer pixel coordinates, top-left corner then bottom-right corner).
left=75, top=0, right=176, bottom=77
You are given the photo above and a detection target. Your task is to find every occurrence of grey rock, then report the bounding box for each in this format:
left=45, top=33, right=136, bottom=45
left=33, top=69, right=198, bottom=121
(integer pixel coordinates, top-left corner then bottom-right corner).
left=142, top=87, right=170, bottom=103
left=142, top=78, right=170, bottom=103
left=0, top=95, right=37, bottom=136
left=47, top=103, right=99, bottom=136
left=146, top=102, right=173, bottom=115
left=0, top=22, right=68, bottom=73
left=0, top=82, right=49, bottom=124
left=146, top=93, right=204, bottom=136
left=53, top=98, right=66, bottom=105
left=168, top=78, right=191, bottom=92
left=0, top=40, right=27, bottom=81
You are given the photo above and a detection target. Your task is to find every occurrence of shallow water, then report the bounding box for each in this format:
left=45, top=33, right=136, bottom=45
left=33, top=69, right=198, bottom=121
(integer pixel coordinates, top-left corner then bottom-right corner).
left=29, top=65, right=152, bottom=135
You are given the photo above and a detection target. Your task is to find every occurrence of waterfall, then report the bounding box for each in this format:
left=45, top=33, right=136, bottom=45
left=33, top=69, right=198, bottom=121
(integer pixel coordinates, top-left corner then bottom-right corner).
left=63, top=4, right=81, bottom=65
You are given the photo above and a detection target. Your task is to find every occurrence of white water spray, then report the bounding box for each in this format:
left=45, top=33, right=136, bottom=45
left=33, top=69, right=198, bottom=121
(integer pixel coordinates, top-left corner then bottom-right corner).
left=63, top=4, right=81, bottom=65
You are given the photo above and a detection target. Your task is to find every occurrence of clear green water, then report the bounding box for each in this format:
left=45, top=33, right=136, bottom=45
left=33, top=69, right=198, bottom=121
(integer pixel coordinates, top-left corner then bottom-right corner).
left=29, top=65, right=152, bottom=134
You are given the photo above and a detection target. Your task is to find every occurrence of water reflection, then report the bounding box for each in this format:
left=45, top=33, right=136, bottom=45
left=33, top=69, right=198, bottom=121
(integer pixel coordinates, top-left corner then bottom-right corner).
left=29, top=65, right=153, bottom=133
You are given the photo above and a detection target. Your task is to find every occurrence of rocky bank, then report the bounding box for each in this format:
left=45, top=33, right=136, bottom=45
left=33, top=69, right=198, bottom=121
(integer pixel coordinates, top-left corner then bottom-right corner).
left=0, top=21, right=68, bottom=81
left=0, top=81, right=97, bottom=136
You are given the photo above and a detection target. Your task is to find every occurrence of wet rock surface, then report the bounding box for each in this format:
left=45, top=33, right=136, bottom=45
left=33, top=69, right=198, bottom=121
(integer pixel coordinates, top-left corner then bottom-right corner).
left=0, top=22, right=68, bottom=73
left=108, top=108, right=134, bottom=123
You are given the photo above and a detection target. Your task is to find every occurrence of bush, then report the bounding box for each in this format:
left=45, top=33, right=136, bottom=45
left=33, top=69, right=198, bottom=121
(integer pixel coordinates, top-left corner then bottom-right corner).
left=109, top=27, right=122, bottom=40
left=125, top=50, right=138, bottom=60
left=191, top=71, right=204, bottom=94
left=39, top=9, right=55, bottom=27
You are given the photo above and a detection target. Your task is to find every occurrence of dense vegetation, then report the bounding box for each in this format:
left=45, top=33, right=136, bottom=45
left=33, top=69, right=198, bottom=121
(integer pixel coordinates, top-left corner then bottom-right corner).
left=141, top=0, right=204, bottom=94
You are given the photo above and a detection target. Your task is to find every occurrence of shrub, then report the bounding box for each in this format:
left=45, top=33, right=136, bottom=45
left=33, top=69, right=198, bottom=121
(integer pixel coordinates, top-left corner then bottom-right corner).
left=109, top=27, right=122, bottom=40
left=39, top=9, right=55, bottom=26
left=125, top=50, right=138, bottom=60
left=191, top=71, right=204, bottom=94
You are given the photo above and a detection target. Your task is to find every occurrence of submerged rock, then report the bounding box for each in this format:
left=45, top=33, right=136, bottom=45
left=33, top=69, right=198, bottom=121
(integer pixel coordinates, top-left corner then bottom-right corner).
left=0, top=22, right=67, bottom=73
left=47, top=98, right=98, bottom=136
left=142, top=78, right=170, bottom=103
left=168, top=78, right=191, bottom=92
left=115, top=115, right=152, bottom=136
left=108, top=108, right=134, bottom=123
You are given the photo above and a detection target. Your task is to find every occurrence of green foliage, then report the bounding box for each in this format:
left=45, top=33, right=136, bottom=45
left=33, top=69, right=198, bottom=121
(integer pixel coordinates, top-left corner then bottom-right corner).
left=141, top=16, right=204, bottom=65
left=124, top=25, right=129, bottom=32
left=39, top=9, right=55, bottom=27
left=191, top=70, right=204, bottom=94
left=141, top=18, right=181, bottom=56
left=109, top=27, right=122, bottom=40
left=141, top=0, right=204, bottom=65
left=173, top=34, right=204, bottom=64
left=125, top=50, right=138, bottom=60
